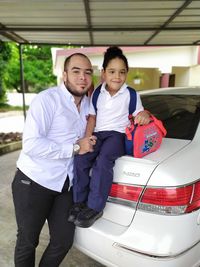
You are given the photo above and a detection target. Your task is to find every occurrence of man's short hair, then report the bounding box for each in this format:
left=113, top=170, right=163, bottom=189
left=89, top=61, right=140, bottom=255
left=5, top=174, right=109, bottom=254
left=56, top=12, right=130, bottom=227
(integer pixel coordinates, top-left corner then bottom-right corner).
left=64, top=53, right=90, bottom=71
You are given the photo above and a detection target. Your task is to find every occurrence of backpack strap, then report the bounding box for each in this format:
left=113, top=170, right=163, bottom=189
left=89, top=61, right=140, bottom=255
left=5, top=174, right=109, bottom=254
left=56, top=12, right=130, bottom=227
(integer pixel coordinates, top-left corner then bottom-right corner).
left=92, top=84, right=102, bottom=113
left=127, top=86, right=137, bottom=115
left=92, top=85, right=137, bottom=115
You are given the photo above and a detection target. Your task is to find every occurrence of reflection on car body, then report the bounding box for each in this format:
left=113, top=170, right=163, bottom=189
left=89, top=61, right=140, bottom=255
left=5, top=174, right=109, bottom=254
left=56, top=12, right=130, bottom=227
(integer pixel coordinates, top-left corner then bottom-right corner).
left=74, top=87, right=200, bottom=267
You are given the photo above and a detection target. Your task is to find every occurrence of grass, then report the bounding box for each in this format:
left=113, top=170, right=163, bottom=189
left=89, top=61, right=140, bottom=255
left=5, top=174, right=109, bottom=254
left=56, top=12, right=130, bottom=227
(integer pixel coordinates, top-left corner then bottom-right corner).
left=0, top=103, right=28, bottom=112
left=0, top=140, right=22, bottom=155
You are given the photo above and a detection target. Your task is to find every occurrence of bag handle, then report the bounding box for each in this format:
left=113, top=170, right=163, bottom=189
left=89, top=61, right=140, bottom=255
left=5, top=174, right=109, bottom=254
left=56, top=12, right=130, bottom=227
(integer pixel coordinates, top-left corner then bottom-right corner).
left=149, top=113, right=167, bottom=137
left=128, top=111, right=167, bottom=137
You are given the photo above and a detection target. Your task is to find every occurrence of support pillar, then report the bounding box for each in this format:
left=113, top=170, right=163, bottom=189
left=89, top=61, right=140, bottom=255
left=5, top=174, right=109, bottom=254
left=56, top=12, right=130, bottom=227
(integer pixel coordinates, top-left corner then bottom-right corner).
left=19, top=44, right=26, bottom=119
left=160, top=73, right=170, bottom=88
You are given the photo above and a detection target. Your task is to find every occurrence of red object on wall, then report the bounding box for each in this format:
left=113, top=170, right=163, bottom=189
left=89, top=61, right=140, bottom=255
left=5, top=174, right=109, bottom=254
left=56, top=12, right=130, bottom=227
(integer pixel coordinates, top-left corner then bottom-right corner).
left=160, top=73, right=170, bottom=88
left=197, top=46, right=200, bottom=65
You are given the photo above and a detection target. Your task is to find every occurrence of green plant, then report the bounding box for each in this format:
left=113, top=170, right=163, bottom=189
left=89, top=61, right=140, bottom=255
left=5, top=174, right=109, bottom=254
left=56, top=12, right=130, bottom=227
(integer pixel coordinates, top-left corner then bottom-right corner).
left=92, top=73, right=100, bottom=87
left=0, top=103, right=28, bottom=112
left=132, top=70, right=146, bottom=84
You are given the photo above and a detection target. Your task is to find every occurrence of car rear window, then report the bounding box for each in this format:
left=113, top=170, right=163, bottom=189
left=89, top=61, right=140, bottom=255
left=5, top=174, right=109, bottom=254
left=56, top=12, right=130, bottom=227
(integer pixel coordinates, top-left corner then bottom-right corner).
left=141, top=94, right=200, bottom=140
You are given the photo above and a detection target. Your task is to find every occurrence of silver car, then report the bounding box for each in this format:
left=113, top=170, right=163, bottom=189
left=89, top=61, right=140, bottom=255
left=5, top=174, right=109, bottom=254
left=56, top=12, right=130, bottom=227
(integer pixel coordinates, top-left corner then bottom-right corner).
left=74, top=87, right=200, bottom=267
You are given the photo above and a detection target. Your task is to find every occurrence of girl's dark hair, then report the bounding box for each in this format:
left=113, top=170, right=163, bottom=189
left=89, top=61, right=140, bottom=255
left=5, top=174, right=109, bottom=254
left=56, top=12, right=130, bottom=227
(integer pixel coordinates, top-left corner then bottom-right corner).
left=102, top=46, right=129, bottom=71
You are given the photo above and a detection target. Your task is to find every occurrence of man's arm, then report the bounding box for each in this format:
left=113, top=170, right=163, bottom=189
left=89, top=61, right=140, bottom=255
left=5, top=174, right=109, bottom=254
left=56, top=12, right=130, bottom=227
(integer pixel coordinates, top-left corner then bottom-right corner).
left=85, top=114, right=96, bottom=137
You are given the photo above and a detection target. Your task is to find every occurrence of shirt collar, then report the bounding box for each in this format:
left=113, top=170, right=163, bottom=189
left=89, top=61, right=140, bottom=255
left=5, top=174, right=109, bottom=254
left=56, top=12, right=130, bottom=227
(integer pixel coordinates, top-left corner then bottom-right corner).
left=60, top=82, right=88, bottom=105
left=60, top=82, right=74, bottom=102
left=101, top=82, right=128, bottom=95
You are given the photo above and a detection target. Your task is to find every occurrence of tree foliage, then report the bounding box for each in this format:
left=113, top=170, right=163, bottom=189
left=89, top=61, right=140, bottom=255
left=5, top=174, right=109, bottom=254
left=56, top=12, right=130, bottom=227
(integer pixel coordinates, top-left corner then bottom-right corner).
left=4, top=43, right=57, bottom=94
left=0, top=41, right=12, bottom=103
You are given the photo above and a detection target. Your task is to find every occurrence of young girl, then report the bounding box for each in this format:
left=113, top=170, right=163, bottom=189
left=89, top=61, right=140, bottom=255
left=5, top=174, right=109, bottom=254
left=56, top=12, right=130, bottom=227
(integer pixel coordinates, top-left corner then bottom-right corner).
left=68, top=46, right=150, bottom=228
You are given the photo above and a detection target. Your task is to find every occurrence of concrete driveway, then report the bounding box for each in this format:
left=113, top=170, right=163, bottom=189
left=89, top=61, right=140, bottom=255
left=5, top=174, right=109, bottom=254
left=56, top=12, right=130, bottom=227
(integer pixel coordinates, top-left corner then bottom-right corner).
left=0, top=111, right=24, bottom=133
left=0, top=150, right=105, bottom=267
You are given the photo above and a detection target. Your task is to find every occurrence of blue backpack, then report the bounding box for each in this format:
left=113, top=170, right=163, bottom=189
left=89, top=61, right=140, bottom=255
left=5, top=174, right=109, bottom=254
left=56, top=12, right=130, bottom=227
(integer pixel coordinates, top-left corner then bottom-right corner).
left=92, top=84, right=137, bottom=115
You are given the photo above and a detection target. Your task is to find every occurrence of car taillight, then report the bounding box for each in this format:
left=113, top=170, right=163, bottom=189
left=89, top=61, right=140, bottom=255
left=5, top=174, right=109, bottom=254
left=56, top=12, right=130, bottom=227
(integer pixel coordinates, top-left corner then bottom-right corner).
left=109, top=183, right=143, bottom=202
left=108, top=183, right=143, bottom=208
left=108, top=181, right=200, bottom=215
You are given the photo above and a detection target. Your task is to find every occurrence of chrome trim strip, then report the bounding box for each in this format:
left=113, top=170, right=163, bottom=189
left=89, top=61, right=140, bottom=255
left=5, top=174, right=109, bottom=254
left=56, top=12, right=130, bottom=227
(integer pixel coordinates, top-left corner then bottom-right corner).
left=107, top=196, right=137, bottom=209
left=113, top=239, right=200, bottom=259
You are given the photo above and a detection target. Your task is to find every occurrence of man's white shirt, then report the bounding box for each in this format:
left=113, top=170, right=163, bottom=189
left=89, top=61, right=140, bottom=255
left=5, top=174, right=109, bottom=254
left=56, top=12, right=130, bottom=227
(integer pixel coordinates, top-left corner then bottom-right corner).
left=17, top=83, right=90, bottom=192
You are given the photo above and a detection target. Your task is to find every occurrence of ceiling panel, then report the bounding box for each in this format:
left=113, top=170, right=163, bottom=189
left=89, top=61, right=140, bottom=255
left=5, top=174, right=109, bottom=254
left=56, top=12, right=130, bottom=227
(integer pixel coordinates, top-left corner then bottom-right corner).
left=93, top=31, right=154, bottom=45
left=149, top=30, right=200, bottom=45
left=14, top=31, right=91, bottom=45
left=0, top=0, right=199, bottom=46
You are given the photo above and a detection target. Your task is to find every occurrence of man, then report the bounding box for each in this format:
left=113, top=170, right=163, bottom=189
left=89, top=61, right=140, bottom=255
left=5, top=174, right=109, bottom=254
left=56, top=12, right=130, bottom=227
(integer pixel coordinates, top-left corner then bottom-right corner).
left=12, top=53, right=96, bottom=267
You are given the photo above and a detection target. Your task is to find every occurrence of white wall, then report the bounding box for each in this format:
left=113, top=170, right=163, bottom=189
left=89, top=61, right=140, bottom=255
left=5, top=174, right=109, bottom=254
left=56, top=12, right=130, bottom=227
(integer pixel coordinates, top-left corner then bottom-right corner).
left=189, top=65, right=200, bottom=86
left=172, top=67, right=189, bottom=87
left=52, top=46, right=200, bottom=87
left=126, top=46, right=198, bottom=73
left=6, top=93, right=37, bottom=107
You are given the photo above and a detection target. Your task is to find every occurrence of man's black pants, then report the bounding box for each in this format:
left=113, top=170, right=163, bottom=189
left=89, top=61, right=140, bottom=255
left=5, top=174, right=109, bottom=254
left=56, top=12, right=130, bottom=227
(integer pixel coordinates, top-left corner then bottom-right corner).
left=12, top=169, right=75, bottom=267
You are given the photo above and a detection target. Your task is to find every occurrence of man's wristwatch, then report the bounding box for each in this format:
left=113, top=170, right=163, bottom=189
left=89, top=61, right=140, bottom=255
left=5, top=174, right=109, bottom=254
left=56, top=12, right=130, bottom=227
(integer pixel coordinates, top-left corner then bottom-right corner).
left=73, top=143, right=80, bottom=155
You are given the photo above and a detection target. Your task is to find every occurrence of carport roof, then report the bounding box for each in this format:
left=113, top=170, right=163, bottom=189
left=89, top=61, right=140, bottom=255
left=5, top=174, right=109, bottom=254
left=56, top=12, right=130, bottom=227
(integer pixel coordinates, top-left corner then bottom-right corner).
left=0, top=0, right=200, bottom=46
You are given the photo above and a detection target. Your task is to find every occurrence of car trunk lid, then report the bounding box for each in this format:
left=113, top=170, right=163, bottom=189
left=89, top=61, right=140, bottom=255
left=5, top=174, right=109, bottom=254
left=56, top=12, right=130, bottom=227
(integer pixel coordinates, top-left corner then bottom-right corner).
left=103, top=138, right=190, bottom=226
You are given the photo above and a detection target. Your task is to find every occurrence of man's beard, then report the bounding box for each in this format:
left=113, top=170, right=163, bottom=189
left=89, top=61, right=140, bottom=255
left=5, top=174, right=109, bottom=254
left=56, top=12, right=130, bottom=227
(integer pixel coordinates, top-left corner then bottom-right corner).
left=64, top=82, right=88, bottom=97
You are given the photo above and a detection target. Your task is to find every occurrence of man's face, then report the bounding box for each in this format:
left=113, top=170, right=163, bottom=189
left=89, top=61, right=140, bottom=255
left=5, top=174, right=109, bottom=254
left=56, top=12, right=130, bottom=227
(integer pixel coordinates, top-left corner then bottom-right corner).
left=63, top=55, right=93, bottom=97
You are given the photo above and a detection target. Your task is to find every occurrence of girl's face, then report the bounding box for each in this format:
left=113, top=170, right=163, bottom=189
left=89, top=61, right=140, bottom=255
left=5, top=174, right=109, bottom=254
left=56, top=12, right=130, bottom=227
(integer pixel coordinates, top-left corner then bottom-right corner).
left=102, top=58, right=128, bottom=95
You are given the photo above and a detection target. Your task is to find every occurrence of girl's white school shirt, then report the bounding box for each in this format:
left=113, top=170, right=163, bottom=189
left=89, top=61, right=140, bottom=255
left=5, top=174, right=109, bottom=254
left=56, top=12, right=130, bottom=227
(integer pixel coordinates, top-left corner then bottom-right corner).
left=89, top=82, right=144, bottom=133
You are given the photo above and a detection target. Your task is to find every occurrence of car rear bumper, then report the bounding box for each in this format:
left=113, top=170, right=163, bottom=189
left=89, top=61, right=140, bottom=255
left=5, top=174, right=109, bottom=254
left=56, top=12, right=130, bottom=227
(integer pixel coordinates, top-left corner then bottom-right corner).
left=75, top=227, right=200, bottom=267
left=74, top=211, right=200, bottom=267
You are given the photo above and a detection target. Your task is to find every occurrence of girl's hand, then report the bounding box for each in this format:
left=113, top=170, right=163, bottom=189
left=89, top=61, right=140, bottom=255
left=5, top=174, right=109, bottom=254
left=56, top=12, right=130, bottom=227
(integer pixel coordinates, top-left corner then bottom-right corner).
left=134, top=111, right=151, bottom=125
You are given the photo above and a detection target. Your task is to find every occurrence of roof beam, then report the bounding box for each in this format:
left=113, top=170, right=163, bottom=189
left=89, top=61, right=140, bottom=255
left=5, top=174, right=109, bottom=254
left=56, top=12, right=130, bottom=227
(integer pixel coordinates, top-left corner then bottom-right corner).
left=0, top=23, right=29, bottom=43
left=83, top=0, right=94, bottom=45
left=144, top=0, right=194, bottom=45
left=0, top=27, right=199, bottom=33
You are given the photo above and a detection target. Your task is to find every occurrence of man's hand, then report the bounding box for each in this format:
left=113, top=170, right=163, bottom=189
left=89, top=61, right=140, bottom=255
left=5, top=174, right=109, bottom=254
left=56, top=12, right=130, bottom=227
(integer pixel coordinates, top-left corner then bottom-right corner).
left=77, top=135, right=97, bottom=155
left=134, top=110, right=151, bottom=125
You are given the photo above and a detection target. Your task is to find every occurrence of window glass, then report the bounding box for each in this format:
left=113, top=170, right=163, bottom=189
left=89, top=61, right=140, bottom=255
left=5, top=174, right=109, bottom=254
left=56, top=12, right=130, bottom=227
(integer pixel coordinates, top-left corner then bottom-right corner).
left=141, top=95, right=200, bottom=140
